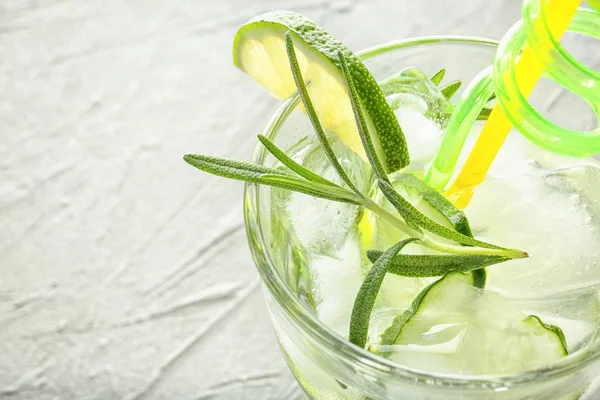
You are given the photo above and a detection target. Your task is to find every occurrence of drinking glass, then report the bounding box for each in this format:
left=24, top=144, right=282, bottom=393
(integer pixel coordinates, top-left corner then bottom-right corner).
left=244, top=37, right=600, bottom=400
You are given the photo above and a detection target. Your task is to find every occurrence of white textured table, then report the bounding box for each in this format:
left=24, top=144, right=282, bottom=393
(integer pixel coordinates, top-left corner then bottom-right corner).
left=0, top=1, right=524, bottom=399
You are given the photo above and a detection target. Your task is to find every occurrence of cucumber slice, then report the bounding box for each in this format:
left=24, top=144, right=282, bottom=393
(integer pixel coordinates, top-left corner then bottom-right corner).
left=396, top=173, right=473, bottom=236
left=374, top=173, right=475, bottom=252
left=371, top=173, right=483, bottom=312
left=378, top=272, right=567, bottom=375
left=393, top=173, right=486, bottom=286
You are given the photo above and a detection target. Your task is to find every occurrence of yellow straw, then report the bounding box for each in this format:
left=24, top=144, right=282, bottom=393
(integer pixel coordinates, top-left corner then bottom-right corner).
left=445, top=0, right=582, bottom=210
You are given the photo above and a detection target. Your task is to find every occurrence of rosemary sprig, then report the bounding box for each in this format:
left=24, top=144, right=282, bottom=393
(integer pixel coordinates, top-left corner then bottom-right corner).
left=184, top=33, right=529, bottom=353
left=257, top=134, right=338, bottom=187
left=338, top=51, right=526, bottom=259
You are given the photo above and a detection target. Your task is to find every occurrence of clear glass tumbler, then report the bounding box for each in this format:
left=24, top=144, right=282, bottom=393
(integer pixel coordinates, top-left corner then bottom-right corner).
left=243, top=37, right=600, bottom=400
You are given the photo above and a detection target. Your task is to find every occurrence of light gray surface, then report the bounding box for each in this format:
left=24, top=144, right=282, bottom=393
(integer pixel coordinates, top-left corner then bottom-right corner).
left=0, top=1, right=529, bottom=399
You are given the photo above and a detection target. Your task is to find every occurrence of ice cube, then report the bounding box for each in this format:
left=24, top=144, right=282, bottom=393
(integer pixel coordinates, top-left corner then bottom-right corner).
left=395, top=108, right=443, bottom=170
left=310, top=237, right=363, bottom=336
left=466, top=165, right=600, bottom=300
left=287, top=192, right=357, bottom=252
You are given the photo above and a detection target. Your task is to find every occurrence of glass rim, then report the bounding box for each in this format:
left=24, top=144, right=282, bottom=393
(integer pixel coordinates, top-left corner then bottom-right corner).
left=243, top=35, right=600, bottom=388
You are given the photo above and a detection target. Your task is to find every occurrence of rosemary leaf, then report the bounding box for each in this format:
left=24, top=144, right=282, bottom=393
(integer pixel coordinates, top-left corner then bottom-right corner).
left=183, top=154, right=362, bottom=204
left=378, top=179, right=524, bottom=254
left=183, top=154, right=291, bottom=182
left=257, top=134, right=338, bottom=187
left=349, top=238, right=417, bottom=348
left=366, top=250, right=510, bottom=277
